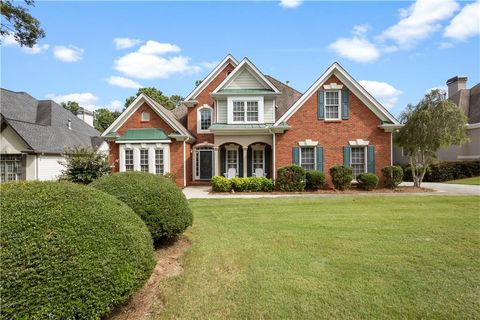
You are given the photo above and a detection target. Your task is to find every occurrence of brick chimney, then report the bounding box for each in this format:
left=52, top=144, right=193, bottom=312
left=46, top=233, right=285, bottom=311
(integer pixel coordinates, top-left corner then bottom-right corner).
left=446, top=76, right=468, bottom=98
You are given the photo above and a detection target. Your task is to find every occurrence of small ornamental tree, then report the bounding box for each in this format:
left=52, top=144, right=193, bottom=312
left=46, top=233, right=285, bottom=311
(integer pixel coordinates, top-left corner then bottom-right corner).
left=395, top=89, right=469, bottom=188
left=61, top=146, right=110, bottom=184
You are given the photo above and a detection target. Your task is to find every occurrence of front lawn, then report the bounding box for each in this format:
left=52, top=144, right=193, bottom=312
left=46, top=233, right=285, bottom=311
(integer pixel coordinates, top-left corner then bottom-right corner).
left=446, top=176, right=480, bottom=185
left=154, top=196, right=479, bottom=319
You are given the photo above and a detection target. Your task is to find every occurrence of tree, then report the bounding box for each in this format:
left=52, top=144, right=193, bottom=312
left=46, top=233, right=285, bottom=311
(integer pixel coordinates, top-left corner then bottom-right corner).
left=395, top=89, right=469, bottom=188
left=125, top=87, right=176, bottom=110
left=61, top=101, right=80, bottom=115
left=60, top=146, right=111, bottom=184
left=195, top=80, right=202, bottom=87
left=94, top=108, right=121, bottom=133
left=0, top=0, right=45, bottom=47
left=169, top=94, right=184, bottom=107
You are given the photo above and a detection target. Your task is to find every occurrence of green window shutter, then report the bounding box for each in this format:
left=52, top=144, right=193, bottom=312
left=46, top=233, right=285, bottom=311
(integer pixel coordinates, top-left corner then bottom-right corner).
left=343, top=146, right=351, bottom=167
left=238, top=147, right=244, bottom=177
left=367, top=145, right=375, bottom=173
left=220, top=148, right=226, bottom=176
left=342, top=89, right=349, bottom=120
left=317, top=90, right=325, bottom=120
left=316, top=146, right=324, bottom=172
left=292, top=147, right=300, bottom=165
left=247, top=148, right=252, bottom=177
left=264, top=147, right=271, bottom=178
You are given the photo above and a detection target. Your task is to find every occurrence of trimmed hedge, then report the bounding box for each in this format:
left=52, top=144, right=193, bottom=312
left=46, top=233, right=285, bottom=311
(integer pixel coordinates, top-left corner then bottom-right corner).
left=305, top=170, right=326, bottom=190
left=356, top=173, right=379, bottom=190
left=330, top=165, right=353, bottom=190
left=211, top=176, right=274, bottom=192
left=0, top=181, right=154, bottom=320
left=276, top=165, right=306, bottom=192
left=401, top=160, right=480, bottom=182
left=90, top=172, right=192, bottom=243
left=382, top=165, right=404, bottom=189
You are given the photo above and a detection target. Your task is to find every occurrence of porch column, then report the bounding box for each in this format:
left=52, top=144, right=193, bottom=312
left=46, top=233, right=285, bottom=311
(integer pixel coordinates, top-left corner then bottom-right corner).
left=214, top=147, right=220, bottom=177
left=242, top=146, right=248, bottom=177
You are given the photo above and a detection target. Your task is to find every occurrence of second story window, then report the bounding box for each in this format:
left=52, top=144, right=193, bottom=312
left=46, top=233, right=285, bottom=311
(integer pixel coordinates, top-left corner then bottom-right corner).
left=246, top=101, right=258, bottom=122
left=141, top=111, right=150, bottom=122
left=200, top=108, right=212, bottom=131
left=233, top=101, right=245, bottom=122
left=325, top=91, right=340, bottom=120
left=228, top=96, right=264, bottom=124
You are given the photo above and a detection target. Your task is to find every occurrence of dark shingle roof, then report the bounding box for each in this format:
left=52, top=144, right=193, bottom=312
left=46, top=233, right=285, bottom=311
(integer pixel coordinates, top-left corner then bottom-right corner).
left=1, top=88, right=102, bottom=154
left=449, top=83, right=480, bottom=124
left=264, top=76, right=302, bottom=119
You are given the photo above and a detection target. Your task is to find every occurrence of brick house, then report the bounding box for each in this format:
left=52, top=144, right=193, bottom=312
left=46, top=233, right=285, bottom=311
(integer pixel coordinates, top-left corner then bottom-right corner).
left=103, top=55, right=401, bottom=187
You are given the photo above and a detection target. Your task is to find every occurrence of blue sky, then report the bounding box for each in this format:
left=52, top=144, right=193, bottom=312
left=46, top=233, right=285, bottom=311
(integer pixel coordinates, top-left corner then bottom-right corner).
left=1, top=0, right=479, bottom=118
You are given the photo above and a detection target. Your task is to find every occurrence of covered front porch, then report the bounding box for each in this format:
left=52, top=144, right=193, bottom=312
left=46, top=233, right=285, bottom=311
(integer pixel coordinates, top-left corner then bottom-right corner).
left=192, top=135, right=274, bottom=181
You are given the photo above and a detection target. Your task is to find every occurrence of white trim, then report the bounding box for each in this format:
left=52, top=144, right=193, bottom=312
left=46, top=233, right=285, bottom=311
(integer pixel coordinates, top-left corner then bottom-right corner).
left=184, top=54, right=239, bottom=101
left=298, top=139, right=318, bottom=147
left=197, top=104, right=213, bottom=133
left=272, top=133, right=276, bottom=180
left=275, top=62, right=399, bottom=126
left=323, top=82, right=343, bottom=90
left=467, top=122, right=480, bottom=129
left=183, top=141, right=186, bottom=187
left=225, top=145, right=239, bottom=176
left=118, top=143, right=170, bottom=174
left=348, top=139, right=369, bottom=146
left=299, top=146, right=316, bottom=171
left=211, top=58, right=281, bottom=95
left=390, top=132, right=393, bottom=166
left=193, top=143, right=215, bottom=180
left=227, top=96, right=264, bottom=124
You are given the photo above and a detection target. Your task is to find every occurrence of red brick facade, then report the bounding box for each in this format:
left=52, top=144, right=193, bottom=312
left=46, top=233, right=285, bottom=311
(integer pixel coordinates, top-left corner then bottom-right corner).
left=275, top=75, right=392, bottom=185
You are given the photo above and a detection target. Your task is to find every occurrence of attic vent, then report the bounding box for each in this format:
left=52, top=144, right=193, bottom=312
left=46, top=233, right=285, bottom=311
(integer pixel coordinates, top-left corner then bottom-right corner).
left=67, top=119, right=72, bottom=130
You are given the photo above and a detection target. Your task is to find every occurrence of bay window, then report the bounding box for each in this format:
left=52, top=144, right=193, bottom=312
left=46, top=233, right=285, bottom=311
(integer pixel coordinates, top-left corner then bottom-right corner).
left=140, top=149, right=149, bottom=172
left=125, top=149, right=134, bottom=171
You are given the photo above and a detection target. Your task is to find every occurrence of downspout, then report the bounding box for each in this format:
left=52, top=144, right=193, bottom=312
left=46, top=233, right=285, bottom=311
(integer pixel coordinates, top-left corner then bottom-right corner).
left=390, top=132, right=393, bottom=166
left=183, top=140, right=187, bottom=188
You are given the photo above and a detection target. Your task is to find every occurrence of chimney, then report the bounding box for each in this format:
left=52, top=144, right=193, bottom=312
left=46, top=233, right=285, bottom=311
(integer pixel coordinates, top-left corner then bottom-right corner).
left=446, top=76, right=468, bottom=98
left=77, top=109, right=94, bottom=127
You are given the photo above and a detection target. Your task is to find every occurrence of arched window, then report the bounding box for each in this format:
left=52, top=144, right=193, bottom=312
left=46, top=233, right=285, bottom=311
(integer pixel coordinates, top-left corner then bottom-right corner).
left=141, top=111, right=150, bottom=122
left=198, top=107, right=212, bottom=132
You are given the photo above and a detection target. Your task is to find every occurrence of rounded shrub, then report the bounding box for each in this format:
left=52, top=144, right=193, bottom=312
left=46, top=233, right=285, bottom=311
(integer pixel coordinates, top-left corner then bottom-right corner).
left=276, top=165, right=306, bottom=192
left=382, top=165, right=404, bottom=189
left=356, top=172, right=379, bottom=190
left=212, top=176, right=232, bottom=192
left=0, top=181, right=154, bottom=320
left=90, top=172, right=193, bottom=243
left=329, top=165, right=353, bottom=190
left=305, top=170, right=326, bottom=190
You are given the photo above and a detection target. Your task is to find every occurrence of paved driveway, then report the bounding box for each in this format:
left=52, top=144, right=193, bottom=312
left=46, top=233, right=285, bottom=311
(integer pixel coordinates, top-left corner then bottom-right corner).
left=183, top=182, right=479, bottom=199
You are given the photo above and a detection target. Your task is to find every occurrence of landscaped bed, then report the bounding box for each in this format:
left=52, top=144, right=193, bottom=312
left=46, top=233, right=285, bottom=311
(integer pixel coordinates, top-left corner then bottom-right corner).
left=152, top=196, right=479, bottom=319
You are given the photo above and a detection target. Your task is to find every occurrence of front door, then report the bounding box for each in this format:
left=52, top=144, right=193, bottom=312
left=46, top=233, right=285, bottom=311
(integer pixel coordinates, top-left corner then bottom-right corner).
left=199, top=150, right=213, bottom=180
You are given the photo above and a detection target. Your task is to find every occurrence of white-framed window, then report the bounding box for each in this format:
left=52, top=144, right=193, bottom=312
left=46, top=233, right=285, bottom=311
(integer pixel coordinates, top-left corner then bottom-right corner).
left=252, top=149, right=264, bottom=171
left=0, top=154, right=22, bottom=182
left=351, top=147, right=366, bottom=177
left=228, top=96, right=264, bottom=124
left=140, top=149, right=149, bottom=172
left=300, top=147, right=315, bottom=171
left=198, top=106, right=213, bottom=132
left=155, top=149, right=164, bottom=175
left=325, top=91, right=341, bottom=120
left=226, top=149, right=238, bottom=171
left=141, top=111, right=150, bottom=122
left=125, top=149, right=134, bottom=171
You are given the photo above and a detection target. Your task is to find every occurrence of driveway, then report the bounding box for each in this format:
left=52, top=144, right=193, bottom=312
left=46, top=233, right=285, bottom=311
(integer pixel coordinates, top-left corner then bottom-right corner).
left=183, top=182, right=480, bottom=199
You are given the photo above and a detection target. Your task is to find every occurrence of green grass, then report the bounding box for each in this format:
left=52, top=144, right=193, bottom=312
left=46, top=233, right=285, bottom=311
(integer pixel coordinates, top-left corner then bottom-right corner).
left=446, top=176, right=480, bottom=185
left=153, top=196, right=480, bottom=320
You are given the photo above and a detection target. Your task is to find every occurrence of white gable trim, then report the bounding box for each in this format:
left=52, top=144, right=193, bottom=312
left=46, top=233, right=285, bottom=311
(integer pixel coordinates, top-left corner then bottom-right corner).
left=275, top=62, right=399, bottom=125
left=184, top=54, right=239, bottom=101
left=101, top=94, right=193, bottom=141
left=212, top=58, right=281, bottom=95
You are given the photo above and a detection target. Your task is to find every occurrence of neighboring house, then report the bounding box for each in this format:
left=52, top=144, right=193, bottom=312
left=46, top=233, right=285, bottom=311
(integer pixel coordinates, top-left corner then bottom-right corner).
left=394, top=76, right=480, bottom=164
left=103, top=55, right=400, bottom=187
left=0, top=89, right=107, bottom=182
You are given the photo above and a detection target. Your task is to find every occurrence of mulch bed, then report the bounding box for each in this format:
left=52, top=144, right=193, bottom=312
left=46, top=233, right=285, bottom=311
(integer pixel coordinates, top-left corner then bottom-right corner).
left=210, top=186, right=434, bottom=195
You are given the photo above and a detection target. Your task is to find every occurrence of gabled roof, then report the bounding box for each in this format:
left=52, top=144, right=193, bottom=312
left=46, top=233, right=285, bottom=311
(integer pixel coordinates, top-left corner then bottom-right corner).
left=184, top=54, right=239, bottom=101
left=211, top=58, right=281, bottom=95
left=275, top=62, right=400, bottom=126
left=102, top=93, right=195, bottom=142
left=0, top=88, right=102, bottom=154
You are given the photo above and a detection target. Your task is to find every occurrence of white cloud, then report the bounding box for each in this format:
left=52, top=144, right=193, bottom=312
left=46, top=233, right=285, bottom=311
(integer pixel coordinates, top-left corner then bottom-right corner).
left=359, top=80, right=403, bottom=109
left=53, top=45, right=84, bottom=62
left=107, top=76, right=143, bottom=89
left=379, top=0, right=459, bottom=48
left=107, top=100, right=124, bottom=111
left=329, top=26, right=380, bottom=63
left=427, top=85, right=447, bottom=95
left=21, top=44, right=49, bottom=55
left=439, top=42, right=453, bottom=49
left=46, top=92, right=99, bottom=109
left=1, top=34, right=18, bottom=46
left=113, top=37, right=142, bottom=49
left=137, top=40, right=181, bottom=55
left=279, top=0, right=303, bottom=8
left=199, top=61, right=220, bottom=69
left=444, top=1, right=480, bottom=41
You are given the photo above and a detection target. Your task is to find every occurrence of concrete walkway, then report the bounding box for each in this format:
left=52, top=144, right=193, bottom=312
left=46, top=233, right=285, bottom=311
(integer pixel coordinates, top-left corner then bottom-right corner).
left=183, top=182, right=480, bottom=199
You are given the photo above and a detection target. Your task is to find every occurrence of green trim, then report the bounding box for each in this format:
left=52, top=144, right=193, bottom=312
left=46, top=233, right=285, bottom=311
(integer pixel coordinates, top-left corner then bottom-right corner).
left=117, top=128, right=170, bottom=141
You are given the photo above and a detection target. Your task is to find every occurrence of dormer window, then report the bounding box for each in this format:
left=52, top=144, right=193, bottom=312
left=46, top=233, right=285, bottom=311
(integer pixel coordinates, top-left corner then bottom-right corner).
left=141, top=111, right=150, bottom=122
left=325, top=91, right=340, bottom=120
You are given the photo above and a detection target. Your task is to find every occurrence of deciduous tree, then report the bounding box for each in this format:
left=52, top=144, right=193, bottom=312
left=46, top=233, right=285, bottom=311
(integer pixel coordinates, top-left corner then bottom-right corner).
left=0, top=0, right=45, bottom=47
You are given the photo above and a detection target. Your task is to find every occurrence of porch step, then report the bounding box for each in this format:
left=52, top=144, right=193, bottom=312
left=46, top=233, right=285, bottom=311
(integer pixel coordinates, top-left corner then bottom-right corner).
left=189, top=181, right=212, bottom=186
